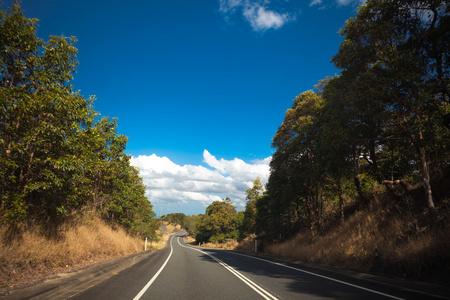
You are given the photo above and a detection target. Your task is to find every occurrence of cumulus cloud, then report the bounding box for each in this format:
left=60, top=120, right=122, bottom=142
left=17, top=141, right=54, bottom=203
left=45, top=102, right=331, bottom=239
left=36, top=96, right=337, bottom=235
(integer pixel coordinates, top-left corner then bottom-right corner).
left=243, top=4, right=291, bottom=31
left=203, top=150, right=270, bottom=184
left=219, top=0, right=294, bottom=32
left=130, top=150, right=271, bottom=214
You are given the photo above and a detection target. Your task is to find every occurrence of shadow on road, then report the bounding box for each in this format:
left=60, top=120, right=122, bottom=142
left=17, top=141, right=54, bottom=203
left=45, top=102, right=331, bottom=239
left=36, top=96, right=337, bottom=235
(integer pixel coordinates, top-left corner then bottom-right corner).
left=196, top=248, right=448, bottom=300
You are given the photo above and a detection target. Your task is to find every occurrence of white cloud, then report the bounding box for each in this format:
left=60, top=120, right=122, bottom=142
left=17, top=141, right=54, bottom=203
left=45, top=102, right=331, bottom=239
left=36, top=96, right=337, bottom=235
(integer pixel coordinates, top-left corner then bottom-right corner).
left=336, top=0, right=366, bottom=6
left=218, top=0, right=366, bottom=30
left=130, top=150, right=271, bottom=214
left=219, top=0, right=244, bottom=13
left=309, top=0, right=323, bottom=7
left=219, top=0, right=294, bottom=32
left=243, top=4, right=291, bottom=31
left=203, top=150, right=270, bottom=184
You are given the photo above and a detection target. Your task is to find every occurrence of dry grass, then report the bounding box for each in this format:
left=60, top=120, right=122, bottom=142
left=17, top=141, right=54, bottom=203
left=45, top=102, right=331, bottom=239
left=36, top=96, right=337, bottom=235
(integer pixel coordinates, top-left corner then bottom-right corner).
left=199, top=240, right=239, bottom=250
left=147, top=230, right=169, bottom=250
left=264, top=194, right=450, bottom=284
left=0, top=215, right=147, bottom=291
left=265, top=209, right=388, bottom=269
left=164, top=223, right=181, bottom=234
left=194, top=235, right=260, bottom=253
left=191, top=185, right=450, bottom=284
left=191, top=234, right=258, bottom=252
left=145, top=222, right=182, bottom=250
left=236, top=234, right=258, bottom=252
left=185, top=235, right=196, bottom=244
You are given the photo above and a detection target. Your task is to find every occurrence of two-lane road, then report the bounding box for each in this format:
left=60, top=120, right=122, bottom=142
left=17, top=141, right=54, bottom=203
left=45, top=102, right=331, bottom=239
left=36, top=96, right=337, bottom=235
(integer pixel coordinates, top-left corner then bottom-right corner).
left=67, top=233, right=444, bottom=300
left=71, top=233, right=272, bottom=300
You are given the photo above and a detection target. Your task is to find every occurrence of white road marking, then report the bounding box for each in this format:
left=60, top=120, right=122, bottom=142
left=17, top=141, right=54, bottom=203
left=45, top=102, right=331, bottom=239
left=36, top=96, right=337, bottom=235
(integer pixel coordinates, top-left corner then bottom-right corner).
left=177, top=237, right=278, bottom=300
left=226, top=251, right=404, bottom=300
left=134, top=233, right=402, bottom=300
left=132, top=236, right=174, bottom=300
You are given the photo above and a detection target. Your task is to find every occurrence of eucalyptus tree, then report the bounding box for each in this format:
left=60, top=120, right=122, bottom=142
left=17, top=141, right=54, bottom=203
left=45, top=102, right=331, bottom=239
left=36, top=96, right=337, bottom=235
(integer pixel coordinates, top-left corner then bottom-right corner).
left=241, top=176, right=263, bottom=237
left=268, top=90, right=326, bottom=236
left=331, top=0, right=449, bottom=221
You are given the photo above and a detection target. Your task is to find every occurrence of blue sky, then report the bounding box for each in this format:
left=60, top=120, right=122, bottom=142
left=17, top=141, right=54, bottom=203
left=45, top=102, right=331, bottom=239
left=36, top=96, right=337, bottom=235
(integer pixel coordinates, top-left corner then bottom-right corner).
left=6, top=0, right=364, bottom=215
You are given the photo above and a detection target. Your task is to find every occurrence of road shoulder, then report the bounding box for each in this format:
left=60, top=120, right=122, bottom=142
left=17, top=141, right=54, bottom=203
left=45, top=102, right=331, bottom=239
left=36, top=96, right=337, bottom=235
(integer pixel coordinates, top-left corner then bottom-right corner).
left=2, top=250, right=156, bottom=300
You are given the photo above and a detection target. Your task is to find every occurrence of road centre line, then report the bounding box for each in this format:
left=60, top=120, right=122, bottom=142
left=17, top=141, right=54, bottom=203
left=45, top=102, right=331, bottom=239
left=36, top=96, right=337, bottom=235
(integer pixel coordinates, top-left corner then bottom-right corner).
left=177, top=238, right=278, bottom=300
left=226, top=251, right=404, bottom=300
left=133, top=236, right=174, bottom=300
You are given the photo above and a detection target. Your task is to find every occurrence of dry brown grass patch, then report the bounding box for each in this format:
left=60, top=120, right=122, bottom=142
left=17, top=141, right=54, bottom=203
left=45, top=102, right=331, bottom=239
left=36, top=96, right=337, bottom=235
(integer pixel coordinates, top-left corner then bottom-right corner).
left=148, top=231, right=170, bottom=250
left=200, top=240, right=239, bottom=250
left=185, top=235, right=196, bottom=244
left=0, top=216, right=146, bottom=291
left=235, top=234, right=258, bottom=252
left=264, top=195, right=450, bottom=283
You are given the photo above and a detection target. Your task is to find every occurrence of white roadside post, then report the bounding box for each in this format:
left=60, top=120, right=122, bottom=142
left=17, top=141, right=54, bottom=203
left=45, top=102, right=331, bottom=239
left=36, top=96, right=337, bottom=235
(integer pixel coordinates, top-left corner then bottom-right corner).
left=145, top=237, right=148, bottom=252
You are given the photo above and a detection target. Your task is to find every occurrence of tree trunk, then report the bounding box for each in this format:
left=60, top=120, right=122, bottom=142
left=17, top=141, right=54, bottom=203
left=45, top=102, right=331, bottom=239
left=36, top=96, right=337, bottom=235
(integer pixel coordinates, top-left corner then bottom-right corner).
left=418, top=145, right=437, bottom=223
left=368, top=140, right=403, bottom=201
left=337, top=180, right=345, bottom=223
left=319, top=187, right=324, bottom=230
left=368, top=139, right=385, bottom=184
left=305, top=193, right=312, bottom=223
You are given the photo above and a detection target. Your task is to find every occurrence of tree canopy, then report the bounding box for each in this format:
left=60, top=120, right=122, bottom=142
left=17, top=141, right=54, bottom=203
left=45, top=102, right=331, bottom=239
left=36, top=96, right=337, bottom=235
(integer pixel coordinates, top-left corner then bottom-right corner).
left=0, top=3, right=156, bottom=237
left=248, top=0, right=449, bottom=241
left=195, top=198, right=243, bottom=243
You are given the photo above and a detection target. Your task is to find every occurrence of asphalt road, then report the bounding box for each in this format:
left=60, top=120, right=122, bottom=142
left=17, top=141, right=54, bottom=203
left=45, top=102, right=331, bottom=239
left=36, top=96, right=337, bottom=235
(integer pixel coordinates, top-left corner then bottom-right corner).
left=70, top=233, right=446, bottom=300
left=5, top=232, right=449, bottom=299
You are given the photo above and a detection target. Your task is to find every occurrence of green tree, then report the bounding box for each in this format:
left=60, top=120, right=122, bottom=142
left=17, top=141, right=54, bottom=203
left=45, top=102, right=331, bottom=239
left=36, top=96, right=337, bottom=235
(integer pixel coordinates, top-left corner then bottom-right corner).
left=183, top=214, right=201, bottom=235
left=331, top=0, right=450, bottom=221
left=162, top=213, right=188, bottom=228
left=0, top=3, right=156, bottom=237
left=254, top=0, right=449, bottom=242
left=266, top=90, right=326, bottom=238
left=0, top=3, right=93, bottom=222
left=241, top=177, right=263, bottom=238
left=195, top=198, right=240, bottom=243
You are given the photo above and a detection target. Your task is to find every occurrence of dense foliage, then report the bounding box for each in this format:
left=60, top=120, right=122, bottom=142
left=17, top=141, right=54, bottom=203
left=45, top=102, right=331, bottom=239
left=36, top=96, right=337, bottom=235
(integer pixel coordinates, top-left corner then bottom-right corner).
left=195, top=198, right=243, bottom=243
left=0, top=3, right=156, bottom=237
left=191, top=1, right=448, bottom=245
left=240, top=177, right=264, bottom=239
left=161, top=213, right=201, bottom=235
left=250, top=0, right=450, bottom=241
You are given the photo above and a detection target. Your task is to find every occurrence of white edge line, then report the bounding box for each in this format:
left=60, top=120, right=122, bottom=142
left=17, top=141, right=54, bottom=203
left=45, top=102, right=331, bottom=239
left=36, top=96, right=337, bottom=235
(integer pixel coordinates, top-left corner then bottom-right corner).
left=211, top=256, right=277, bottom=300
left=177, top=237, right=278, bottom=300
left=177, top=238, right=277, bottom=300
left=133, top=236, right=174, bottom=300
left=226, top=251, right=404, bottom=300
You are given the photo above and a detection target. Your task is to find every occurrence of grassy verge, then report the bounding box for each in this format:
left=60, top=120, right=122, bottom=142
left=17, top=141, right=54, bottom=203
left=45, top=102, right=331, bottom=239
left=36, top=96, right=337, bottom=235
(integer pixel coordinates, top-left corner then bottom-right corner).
left=0, top=218, right=189, bottom=293
left=194, top=186, right=450, bottom=286
left=0, top=215, right=149, bottom=291
left=196, top=235, right=257, bottom=251
left=263, top=191, right=450, bottom=285
left=198, top=240, right=239, bottom=250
